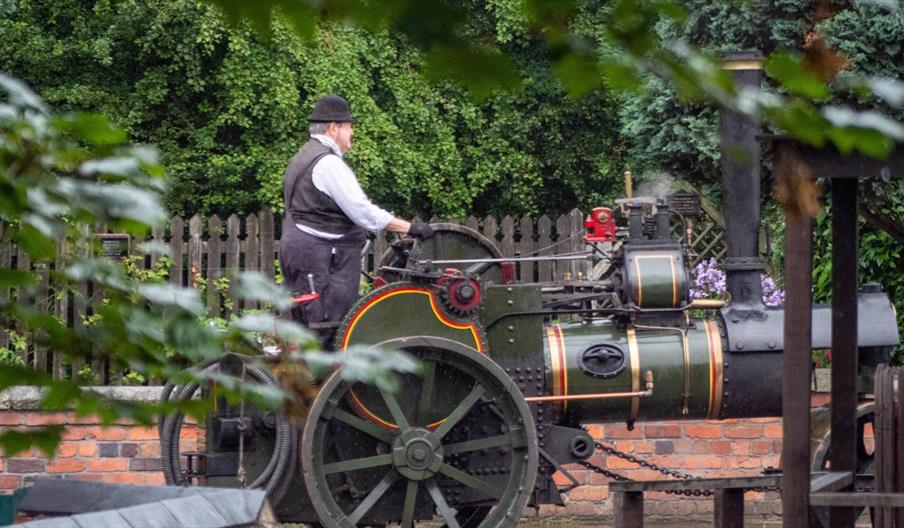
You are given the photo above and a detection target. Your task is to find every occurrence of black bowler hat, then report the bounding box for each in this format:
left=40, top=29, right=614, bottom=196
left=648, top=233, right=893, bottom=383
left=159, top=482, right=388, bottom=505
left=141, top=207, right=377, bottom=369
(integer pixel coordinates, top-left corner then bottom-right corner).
left=308, top=94, right=354, bottom=123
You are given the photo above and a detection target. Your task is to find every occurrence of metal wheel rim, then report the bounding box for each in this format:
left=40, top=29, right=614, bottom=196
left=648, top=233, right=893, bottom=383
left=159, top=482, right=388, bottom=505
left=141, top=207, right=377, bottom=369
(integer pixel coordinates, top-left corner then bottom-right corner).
left=301, top=336, right=537, bottom=528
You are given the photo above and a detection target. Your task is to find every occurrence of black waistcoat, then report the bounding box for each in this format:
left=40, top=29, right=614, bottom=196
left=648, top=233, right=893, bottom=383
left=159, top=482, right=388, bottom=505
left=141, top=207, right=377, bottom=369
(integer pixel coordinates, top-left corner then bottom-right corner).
left=283, top=139, right=365, bottom=239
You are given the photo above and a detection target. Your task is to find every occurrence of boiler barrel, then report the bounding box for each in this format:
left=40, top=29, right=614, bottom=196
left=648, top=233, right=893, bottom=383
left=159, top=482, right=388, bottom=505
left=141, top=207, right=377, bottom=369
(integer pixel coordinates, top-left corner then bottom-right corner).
left=543, top=319, right=783, bottom=425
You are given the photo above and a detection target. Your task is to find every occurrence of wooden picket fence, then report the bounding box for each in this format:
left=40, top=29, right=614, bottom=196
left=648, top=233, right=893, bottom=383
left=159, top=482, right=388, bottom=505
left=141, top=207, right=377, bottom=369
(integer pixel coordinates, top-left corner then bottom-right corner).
left=0, top=206, right=726, bottom=384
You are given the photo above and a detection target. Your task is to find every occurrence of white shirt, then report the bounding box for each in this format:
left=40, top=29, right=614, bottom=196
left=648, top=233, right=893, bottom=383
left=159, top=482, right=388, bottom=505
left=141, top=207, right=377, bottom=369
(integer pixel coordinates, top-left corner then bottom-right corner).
left=295, top=135, right=394, bottom=239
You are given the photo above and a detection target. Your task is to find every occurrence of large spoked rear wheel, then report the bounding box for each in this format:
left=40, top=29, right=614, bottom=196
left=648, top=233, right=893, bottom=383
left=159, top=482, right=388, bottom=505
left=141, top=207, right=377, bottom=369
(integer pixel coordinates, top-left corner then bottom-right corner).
left=301, top=337, right=537, bottom=527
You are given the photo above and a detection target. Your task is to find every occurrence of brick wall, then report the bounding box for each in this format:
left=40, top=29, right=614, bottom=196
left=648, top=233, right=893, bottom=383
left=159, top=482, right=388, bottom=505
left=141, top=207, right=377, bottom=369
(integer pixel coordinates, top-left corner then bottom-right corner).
left=1, top=401, right=784, bottom=524
left=0, top=410, right=201, bottom=490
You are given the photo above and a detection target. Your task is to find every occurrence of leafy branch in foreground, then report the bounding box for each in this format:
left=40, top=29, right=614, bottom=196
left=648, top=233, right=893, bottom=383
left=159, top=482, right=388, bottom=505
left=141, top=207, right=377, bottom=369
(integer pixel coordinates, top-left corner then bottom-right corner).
left=0, top=75, right=418, bottom=456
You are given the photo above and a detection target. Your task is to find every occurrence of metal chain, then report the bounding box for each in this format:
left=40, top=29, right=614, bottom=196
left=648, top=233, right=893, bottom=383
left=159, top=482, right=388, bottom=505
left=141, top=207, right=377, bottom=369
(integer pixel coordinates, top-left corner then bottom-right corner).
left=580, top=440, right=782, bottom=496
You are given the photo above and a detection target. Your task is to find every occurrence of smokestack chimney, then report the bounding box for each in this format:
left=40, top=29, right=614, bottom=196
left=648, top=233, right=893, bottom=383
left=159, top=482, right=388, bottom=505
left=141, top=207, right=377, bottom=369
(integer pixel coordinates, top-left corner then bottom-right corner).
left=720, top=51, right=766, bottom=307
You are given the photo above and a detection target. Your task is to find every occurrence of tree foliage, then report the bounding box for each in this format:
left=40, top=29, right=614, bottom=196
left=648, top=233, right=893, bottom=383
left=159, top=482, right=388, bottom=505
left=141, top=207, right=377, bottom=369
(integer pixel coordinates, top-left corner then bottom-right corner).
left=0, top=0, right=628, bottom=220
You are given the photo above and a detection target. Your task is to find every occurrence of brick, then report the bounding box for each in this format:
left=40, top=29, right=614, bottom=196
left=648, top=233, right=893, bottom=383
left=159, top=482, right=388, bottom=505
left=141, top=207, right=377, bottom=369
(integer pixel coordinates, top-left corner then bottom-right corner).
left=87, top=458, right=128, bottom=472
left=139, top=443, right=159, bottom=457
left=710, top=440, right=734, bottom=455
left=24, top=412, right=69, bottom=426
left=7, top=459, right=45, bottom=473
left=604, top=424, right=644, bottom=439
left=683, top=455, right=723, bottom=469
left=644, top=424, right=681, bottom=438
left=98, top=443, right=119, bottom=457
left=552, top=471, right=573, bottom=486
left=87, top=427, right=127, bottom=441
left=56, top=443, right=78, bottom=458
left=0, top=474, right=22, bottom=489
left=567, top=485, right=608, bottom=501
left=128, top=427, right=158, bottom=441
left=654, top=440, right=674, bottom=454
left=764, top=424, right=783, bottom=439
left=724, top=425, right=763, bottom=439
left=684, top=424, right=721, bottom=438
left=78, top=442, right=97, bottom=457
left=102, top=473, right=145, bottom=485
left=61, top=427, right=86, bottom=441
left=48, top=459, right=87, bottom=473
left=178, top=427, right=200, bottom=440
left=0, top=412, right=22, bottom=425
left=120, top=443, right=138, bottom=457
left=144, top=472, right=166, bottom=486
left=68, top=473, right=105, bottom=482
left=752, top=441, right=774, bottom=455
left=129, top=458, right=162, bottom=472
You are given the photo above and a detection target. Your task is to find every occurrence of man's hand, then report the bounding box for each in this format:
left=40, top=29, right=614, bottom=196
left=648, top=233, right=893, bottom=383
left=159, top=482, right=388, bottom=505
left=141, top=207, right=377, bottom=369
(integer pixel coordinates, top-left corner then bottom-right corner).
left=407, top=223, right=434, bottom=239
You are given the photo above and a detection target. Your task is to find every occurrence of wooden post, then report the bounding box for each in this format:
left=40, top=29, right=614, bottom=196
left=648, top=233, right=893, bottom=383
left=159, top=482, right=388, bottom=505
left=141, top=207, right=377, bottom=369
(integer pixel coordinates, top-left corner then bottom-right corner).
left=225, top=215, right=241, bottom=317
left=245, top=213, right=259, bottom=310
left=829, top=178, right=859, bottom=528
left=537, top=215, right=552, bottom=282
left=555, top=214, right=570, bottom=280
left=519, top=215, right=535, bottom=283
left=188, top=215, right=203, bottom=290
left=776, top=143, right=813, bottom=528
left=482, top=215, right=497, bottom=248
left=260, top=209, right=275, bottom=280
left=500, top=216, right=514, bottom=259
left=169, top=216, right=185, bottom=287
left=613, top=491, right=644, bottom=528
left=714, top=489, right=745, bottom=528
left=207, top=215, right=222, bottom=317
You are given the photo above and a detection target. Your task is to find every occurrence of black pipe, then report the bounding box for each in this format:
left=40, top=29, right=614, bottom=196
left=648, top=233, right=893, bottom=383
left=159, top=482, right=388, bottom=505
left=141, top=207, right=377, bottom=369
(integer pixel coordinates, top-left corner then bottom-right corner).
left=719, top=51, right=766, bottom=306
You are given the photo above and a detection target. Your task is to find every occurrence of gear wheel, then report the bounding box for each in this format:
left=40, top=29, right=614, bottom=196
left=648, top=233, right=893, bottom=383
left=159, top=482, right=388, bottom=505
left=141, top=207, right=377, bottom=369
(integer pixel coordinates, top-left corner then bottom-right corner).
left=436, top=271, right=482, bottom=318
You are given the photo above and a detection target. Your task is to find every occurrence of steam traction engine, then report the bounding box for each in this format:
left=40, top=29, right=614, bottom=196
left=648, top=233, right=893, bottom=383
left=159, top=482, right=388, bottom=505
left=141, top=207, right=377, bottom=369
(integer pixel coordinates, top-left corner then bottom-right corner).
left=159, top=203, right=899, bottom=527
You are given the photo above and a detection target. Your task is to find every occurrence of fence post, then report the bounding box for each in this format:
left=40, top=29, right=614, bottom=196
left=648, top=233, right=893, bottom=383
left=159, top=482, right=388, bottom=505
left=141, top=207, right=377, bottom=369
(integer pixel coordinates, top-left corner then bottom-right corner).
left=519, top=215, right=535, bottom=283
left=207, top=215, right=222, bottom=317
left=169, top=216, right=185, bottom=287
left=538, top=215, right=552, bottom=282
left=245, top=213, right=260, bottom=310
left=225, top=215, right=241, bottom=317
left=555, top=214, right=570, bottom=280
left=500, top=216, right=514, bottom=258
left=260, top=209, right=275, bottom=280
left=189, top=215, right=203, bottom=290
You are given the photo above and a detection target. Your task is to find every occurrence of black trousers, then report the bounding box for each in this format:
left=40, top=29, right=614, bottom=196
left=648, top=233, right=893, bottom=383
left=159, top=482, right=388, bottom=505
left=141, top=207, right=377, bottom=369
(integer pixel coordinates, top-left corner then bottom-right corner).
left=279, top=224, right=364, bottom=349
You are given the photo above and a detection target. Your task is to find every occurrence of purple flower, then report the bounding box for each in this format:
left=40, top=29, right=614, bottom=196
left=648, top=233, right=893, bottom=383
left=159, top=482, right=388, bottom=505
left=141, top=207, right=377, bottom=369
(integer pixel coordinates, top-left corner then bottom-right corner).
left=688, top=258, right=784, bottom=306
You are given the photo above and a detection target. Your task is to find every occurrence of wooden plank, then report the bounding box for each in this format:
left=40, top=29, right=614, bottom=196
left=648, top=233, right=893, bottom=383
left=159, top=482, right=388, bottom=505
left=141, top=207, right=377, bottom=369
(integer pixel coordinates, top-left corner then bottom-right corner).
left=206, top=215, right=222, bottom=317
left=151, top=223, right=165, bottom=268
left=373, top=230, right=387, bottom=277
left=876, top=365, right=894, bottom=528
left=714, top=488, right=744, bottom=528
left=170, top=216, right=185, bottom=287
left=259, top=209, right=275, bottom=280
left=225, top=215, right=241, bottom=318
left=15, top=241, right=31, bottom=364
left=810, top=492, right=904, bottom=508
left=555, top=214, right=570, bottom=280
left=613, top=491, right=644, bottom=528
left=810, top=471, right=854, bottom=494
left=570, top=209, right=588, bottom=280
left=188, top=215, right=203, bottom=290
left=72, top=234, right=88, bottom=381
left=482, top=215, right=497, bottom=248
left=53, top=236, right=68, bottom=379
left=500, top=216, right=514, bottom=258
left=537, top=215, right=552, bottom=282
left=519, top=215, right=535, bottom=283
left=33, top=260, right=49, bottom=373
left=465, top=216, right=479, bottom=232
left=91, top=223, right=107, bottom=385
left=609, top=475, right=782, bottom=492
left=245, top=213, right=259, bottom=310
left=780, top=204, right=813, bottom=528
left=830, top=178, right=859, bottom=528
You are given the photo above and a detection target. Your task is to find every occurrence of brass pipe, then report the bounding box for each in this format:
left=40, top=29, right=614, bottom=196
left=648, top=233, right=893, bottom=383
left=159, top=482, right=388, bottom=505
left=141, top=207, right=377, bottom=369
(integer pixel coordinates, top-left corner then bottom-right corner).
left=689, top=299, right=728, bottom=309
left=525, top=370, right=653, bottom=403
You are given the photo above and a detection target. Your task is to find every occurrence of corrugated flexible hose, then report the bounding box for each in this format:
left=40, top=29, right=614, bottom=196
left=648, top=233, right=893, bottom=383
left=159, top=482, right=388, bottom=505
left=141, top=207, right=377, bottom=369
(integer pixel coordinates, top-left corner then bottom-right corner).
left=158, top=356, right=295, bottom=503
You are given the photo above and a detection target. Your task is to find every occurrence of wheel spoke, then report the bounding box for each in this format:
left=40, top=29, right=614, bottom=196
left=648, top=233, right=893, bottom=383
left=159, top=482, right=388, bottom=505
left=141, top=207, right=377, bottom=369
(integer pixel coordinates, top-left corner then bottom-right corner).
left=434, top=384, right=486, bottom=438
left=444, top=432, right=516, bottom=455
left=415, top=360, right=437, bottom=427
left=332, top=407, right=394, bottom=443
left=347, top=469, right=400, bottom=524
left=322, top=454, right=392, bottom=475
left=438, top=463, right=503, bottom=500
left=400, top=480, right=419, bottom=527
left=379, top=387, right=410, bottom=429
left=425, top=479, right=460, bottom=528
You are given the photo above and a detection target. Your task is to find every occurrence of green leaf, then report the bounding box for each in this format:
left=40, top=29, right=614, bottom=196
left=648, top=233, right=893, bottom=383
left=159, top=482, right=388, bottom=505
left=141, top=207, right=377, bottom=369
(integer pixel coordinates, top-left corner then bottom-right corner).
left=0, top=426, right=62, bottom=456
left=554, top=54, right=602, bottom=99
left=79, top=157, right=141, bottom=178
left=0, top=73, right=48, bottom=113
left=137, top=284, right=205, bottom=314
left=233, top=271, right=293, bottom=310
left=764, top=52, right=829, bottom=101
left=53, top=114, right=127, bottom=145
left=422, top=45, right=521, bottom=100
left=13, top=224, right=56, bottom=260
left=0, top=269, right=37, bottom=288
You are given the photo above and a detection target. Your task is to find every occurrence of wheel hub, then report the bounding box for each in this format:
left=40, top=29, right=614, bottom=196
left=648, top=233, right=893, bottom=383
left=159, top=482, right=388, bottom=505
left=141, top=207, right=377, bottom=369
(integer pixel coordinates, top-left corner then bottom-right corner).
left=392, top=428, right=444, bottom=480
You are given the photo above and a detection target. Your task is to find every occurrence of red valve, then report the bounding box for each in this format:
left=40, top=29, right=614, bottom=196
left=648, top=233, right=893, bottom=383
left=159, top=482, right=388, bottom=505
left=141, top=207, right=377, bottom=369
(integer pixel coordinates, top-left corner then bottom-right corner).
left=292, top=292, right=320, bottom=305
left=584, top=206, right=616, bottom=242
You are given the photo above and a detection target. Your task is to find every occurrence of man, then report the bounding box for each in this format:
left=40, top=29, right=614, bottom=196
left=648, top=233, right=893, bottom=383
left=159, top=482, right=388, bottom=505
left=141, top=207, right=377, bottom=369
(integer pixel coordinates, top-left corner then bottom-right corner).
left=280, top=94, right=432, bottom=347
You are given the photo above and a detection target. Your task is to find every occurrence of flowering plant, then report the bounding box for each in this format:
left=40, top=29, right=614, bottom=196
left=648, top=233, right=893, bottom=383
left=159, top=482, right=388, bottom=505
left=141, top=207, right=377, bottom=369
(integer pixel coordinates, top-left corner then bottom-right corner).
left=689, top=258, right=785, bottom=307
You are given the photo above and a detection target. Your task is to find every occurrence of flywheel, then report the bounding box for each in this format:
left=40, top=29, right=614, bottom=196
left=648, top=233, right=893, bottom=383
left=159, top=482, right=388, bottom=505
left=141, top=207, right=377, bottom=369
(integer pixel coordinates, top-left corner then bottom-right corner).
left=301, top=336, right=538, bottom=527
left=377, top=224, right=504, bottom=285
